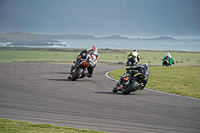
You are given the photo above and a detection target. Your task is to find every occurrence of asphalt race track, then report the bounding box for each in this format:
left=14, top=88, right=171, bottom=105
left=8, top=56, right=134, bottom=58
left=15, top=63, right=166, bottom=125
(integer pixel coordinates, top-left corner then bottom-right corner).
left=0, top=62, right=200, bottom=133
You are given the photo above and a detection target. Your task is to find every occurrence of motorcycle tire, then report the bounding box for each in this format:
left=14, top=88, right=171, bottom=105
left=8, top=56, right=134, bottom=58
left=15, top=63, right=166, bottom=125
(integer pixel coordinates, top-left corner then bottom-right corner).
left=126, top=62, right=132, bottom=66
left=122, top=80, right=138, bottom=95
left=71, top=68, right=84, bottom=81
left=163, top=60, right=169, bottom=66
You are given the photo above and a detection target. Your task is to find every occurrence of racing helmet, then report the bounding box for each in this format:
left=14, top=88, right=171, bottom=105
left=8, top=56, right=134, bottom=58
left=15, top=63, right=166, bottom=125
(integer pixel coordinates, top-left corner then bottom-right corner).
left=92, top=46, right=98, bottom=51
left=140, top=63, right=149, bottom=72
left=134, top=49, right=137, bottom=52
left=166, top=53, right=171, bottom=57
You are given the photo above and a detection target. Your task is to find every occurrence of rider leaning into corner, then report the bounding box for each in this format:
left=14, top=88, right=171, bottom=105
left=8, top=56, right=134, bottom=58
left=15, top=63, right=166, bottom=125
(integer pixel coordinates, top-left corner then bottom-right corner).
left=68, top=46, right=99, bottom=79
left=128, top=49, right=140, bottom=64
left=163, top=53, right=174, bottom=66
left=113, top=63, right=149, bottom=92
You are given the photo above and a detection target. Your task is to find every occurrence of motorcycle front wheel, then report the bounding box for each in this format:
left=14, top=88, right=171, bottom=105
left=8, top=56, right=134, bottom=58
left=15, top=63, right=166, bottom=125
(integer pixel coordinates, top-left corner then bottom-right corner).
left=126, top=61, right=132, bottom=66
left=122, top=80, right=138, bottom=95
left=71, top=68, right=84, bottom=81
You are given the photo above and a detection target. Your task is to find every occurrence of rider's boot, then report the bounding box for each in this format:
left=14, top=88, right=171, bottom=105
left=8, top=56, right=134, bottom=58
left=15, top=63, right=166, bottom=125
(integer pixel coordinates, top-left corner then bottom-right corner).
left=85, top=73, right=92, bottom=78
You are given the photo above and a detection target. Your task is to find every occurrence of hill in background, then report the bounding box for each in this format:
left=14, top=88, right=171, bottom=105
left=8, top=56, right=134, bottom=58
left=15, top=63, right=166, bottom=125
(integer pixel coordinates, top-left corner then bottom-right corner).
left=0, top=32, right=57, bottom=44
left=39, top=34, right=175, bottom=40
left=0, top=32, right=175, bottom=46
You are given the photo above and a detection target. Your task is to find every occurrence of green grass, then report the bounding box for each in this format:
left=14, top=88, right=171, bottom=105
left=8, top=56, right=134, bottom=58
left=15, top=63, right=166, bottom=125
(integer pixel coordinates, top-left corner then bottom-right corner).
left=0, top=119, right=107, bottom=133
left=0, top=47, right=200, bottom=66
left=0, top=47, right=200, bottom=132
left=0, top=49, right=78, bottom=63
left=109, top=66, right=200, bottom=99
left=139, top=51, right=200, bottom=66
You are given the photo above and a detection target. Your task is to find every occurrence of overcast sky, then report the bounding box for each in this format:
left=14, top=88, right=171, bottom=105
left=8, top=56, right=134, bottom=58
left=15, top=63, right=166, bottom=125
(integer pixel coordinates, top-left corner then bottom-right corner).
left=0, top=0, right=200, bottom=37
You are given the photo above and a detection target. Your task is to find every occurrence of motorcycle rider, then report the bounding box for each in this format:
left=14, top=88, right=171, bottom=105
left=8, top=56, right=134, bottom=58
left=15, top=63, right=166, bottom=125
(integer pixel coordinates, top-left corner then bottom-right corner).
left=69, top=46, right=99, bottom=79
left=128, top=50, right=140, bottom=65
left=113, top=63, right=149, bottom=92
left=162, top=53, right=174, bottom=66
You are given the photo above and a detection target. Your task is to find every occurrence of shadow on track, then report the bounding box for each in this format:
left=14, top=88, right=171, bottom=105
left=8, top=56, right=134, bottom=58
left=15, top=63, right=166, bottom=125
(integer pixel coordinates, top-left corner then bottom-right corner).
left=95, top=91, right=144, bottom=96
left=48, top=79, right=69, bottom=81
left=52, top=72, right=70, bottom=74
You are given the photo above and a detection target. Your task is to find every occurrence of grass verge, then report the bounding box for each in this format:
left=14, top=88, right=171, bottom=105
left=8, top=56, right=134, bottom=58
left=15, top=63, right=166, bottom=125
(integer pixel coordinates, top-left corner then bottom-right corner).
left=109, top=66, right=200, bottom=99
left=0, top=48, right=200, bottom=132
left=0, top=119, right=107, bottom=133
left=0, top=47, right=200, bottom=66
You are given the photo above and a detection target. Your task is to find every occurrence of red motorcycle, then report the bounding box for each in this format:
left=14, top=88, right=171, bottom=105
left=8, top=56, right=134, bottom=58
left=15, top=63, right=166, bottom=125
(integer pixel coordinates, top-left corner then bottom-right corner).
left=68, top=54, right=90, bottom=81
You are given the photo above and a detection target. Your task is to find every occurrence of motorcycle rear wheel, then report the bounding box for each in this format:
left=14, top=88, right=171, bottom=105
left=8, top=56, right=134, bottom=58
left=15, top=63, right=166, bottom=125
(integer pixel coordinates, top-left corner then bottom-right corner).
left=122, top=80, right=138, bottom=95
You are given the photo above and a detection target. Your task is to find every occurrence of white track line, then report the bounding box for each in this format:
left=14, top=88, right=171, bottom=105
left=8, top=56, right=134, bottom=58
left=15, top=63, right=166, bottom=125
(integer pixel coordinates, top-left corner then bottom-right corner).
left=105, top=71, right=200, bottom=100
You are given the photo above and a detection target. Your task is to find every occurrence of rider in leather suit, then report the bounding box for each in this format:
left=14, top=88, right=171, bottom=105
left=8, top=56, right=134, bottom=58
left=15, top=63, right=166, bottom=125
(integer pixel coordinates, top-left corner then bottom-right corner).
left=77, top=46, right=99, bottom=77
left=113, top=63, right=149, bottom=92
left=128, top=50, right=140, bottom=65
left=162, top=53, right=174, bottom=66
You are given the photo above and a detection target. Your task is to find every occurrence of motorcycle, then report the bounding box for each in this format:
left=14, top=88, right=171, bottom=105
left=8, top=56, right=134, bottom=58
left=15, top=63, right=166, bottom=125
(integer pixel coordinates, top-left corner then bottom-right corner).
left=68, top=54, right=90, bottom=81
left=162, top=57, right=174, bottom=66
left=113, top=68, right=145, bottom=95
left=126, top=55, right=137, bottom=66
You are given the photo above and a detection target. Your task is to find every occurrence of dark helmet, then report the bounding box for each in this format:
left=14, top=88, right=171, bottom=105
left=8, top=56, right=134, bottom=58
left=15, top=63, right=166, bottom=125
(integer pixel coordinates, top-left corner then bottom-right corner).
left=134, top=50, right=137, bottom=52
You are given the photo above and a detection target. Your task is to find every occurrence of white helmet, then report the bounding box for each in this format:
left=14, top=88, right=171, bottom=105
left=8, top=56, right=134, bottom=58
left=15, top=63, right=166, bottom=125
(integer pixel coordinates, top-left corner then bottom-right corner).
left=166, top=53, right=171, bottom=57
